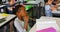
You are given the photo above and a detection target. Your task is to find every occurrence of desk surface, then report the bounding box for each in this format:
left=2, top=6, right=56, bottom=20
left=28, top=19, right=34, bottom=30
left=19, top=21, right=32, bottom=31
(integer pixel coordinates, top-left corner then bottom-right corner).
left=0, top=14, right=16, bottom=27
left=29, top=24, right=36, bottom=32
left=52, top=10, right=60, bottom=14
left=0, top=5, right=6, bottom=8
left=29, top=16, right=60, bottom=32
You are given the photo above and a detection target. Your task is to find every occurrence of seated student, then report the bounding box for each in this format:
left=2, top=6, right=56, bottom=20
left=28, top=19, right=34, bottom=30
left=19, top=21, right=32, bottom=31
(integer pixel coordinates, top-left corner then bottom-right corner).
left=51, top=0, right=60, bottom=17
left=14, top=5, right=29, bottom=32
left=6, top=0, right=29, bottom=32
left=6, top=0, right=15, bottom=14
left=51, top=0, right=59, bottom=11
left=44, top=0, right=53, bottom=17
left=4, top=0, right=16, bottom=32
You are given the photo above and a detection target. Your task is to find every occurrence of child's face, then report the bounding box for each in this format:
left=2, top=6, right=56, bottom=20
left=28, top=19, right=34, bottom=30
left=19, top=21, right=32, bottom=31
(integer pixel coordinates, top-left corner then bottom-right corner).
left=48, top=0, right=53, bottom=4
left=9, top=0, right=15, bottom=6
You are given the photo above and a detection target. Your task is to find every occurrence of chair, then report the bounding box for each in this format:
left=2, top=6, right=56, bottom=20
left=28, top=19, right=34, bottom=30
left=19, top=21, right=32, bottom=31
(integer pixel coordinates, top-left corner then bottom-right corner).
left=19, top=0, right=33, bottom=11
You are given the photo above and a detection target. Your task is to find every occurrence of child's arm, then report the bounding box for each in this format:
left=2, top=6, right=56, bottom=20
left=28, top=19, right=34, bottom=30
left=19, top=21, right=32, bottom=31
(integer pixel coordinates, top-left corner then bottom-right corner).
left=20, top=6, right=29, bottom=30
left=50, top=5, right=57, bottom=11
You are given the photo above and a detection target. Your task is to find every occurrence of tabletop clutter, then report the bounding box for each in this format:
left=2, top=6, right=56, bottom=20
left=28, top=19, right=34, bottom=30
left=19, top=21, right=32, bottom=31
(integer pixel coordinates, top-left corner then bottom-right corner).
left=36, top=17, right=60, bottom=32
left=36, top=20, right=59, bottom=32
left=0, top=13, right=9, bottom=23
left=29, top=16, right=60, bottom=32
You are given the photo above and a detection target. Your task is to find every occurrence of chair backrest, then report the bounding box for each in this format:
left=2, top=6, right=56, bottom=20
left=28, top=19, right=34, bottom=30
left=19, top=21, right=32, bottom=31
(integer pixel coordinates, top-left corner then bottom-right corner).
left=0, top=0, right=2, bottom=4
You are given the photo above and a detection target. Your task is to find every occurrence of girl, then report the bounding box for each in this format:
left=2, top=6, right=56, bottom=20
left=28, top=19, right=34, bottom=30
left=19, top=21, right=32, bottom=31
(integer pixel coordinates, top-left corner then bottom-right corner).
left=6, top=0, right=29, bottom=32
left=14, top=5, right=29, bottom=32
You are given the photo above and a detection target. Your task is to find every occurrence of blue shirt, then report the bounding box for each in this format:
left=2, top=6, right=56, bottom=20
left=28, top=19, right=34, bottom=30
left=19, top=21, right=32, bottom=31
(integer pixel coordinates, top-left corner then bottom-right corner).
left=45, top=5, right=52, bottom=17
left=6, top=4, right=13, bottom=14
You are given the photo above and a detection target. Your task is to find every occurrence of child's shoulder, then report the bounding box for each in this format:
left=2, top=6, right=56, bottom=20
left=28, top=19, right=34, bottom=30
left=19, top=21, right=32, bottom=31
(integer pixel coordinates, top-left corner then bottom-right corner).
left=45, top=5, right=50, bottom=8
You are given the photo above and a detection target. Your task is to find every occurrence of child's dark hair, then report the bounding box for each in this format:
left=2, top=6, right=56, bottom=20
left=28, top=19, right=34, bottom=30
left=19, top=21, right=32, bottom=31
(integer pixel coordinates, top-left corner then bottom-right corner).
left=52, top=2, right=56, bottom=5
left=8, top=0, right=15, bottom=2
left=8, top=0, right=11, bottom=2
left=13, top=5, right=24, bottom=14
left=44, top=0, right=48, bottom=3
left=52, top=0, right=57, bottom=5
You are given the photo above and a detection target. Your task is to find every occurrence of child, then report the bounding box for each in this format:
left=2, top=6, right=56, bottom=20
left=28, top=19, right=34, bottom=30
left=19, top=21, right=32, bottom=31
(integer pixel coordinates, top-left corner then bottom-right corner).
left=14, top=5, right=29, bottom=32
left=44, top=0, right=53, bottom=17
left=51, top=0, right=58, bottom=11
left=6, top=0, right=29, bottom=32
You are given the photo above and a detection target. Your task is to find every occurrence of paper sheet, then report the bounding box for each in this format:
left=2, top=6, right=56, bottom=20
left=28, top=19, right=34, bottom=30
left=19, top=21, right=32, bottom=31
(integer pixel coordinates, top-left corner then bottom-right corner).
left=36, top=19, right=60, bottom=31
left=0, top=13, right=9, bottom=19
